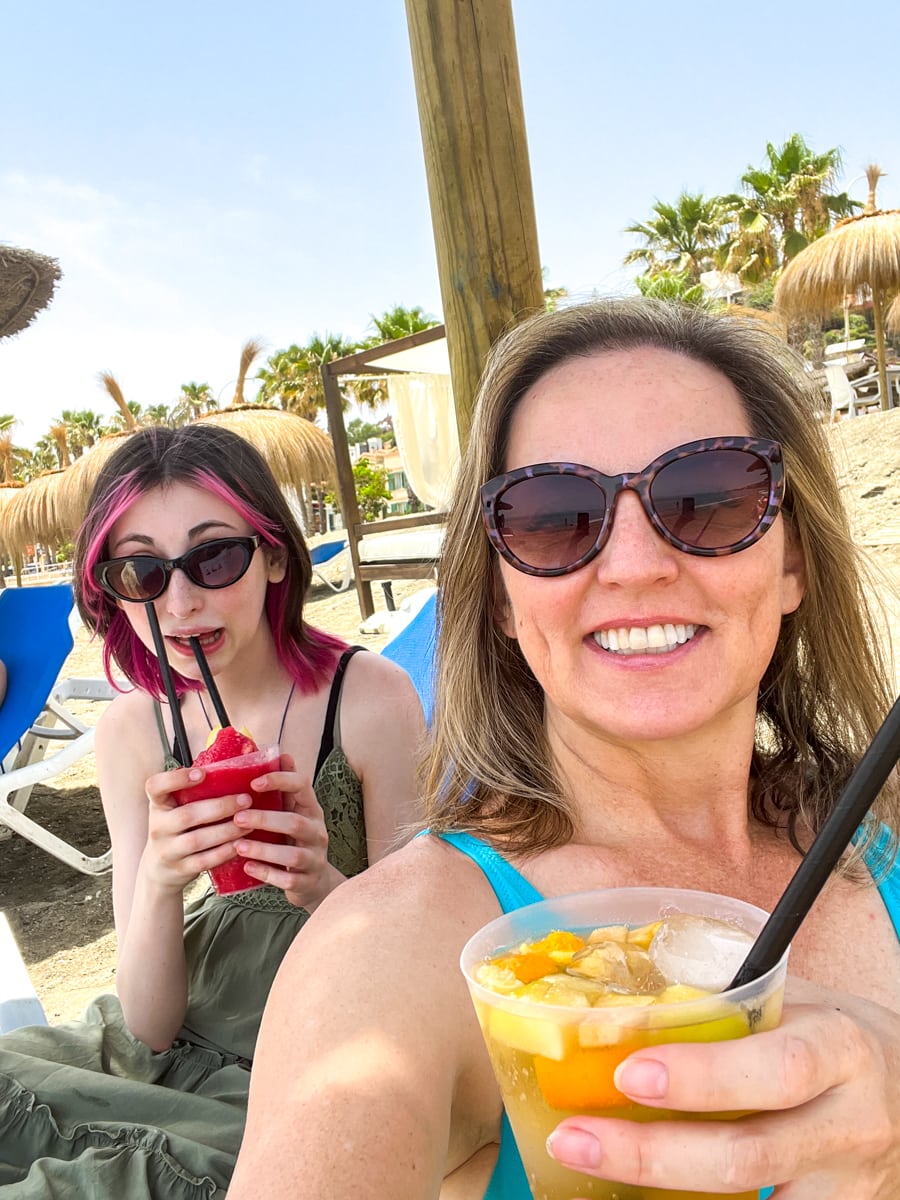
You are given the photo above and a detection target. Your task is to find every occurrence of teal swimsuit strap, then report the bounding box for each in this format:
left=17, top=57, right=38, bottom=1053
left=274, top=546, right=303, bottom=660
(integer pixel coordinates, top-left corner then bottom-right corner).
left=435, top=831, right=543, bottom=913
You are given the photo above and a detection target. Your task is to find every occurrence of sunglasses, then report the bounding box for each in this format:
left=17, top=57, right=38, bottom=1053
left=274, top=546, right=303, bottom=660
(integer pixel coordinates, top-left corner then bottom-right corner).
left=480, top=437, right=785, bottom=577
left=93, top=535, right=263, bottom=602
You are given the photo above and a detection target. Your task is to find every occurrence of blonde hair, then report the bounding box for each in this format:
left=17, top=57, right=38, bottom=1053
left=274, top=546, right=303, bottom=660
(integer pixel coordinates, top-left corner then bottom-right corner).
left=425, top=298, right=897, bottom=867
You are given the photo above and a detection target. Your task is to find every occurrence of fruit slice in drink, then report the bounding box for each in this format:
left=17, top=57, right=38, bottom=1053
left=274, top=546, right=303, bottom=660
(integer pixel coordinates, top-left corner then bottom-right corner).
left=176, top=730, right=284, bottom=894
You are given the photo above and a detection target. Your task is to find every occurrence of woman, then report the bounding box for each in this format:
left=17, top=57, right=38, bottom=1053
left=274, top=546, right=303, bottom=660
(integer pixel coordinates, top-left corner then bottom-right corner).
left=0, top=424, right=425, bottom=1196
left=230, top=299, right=900, bottom=1198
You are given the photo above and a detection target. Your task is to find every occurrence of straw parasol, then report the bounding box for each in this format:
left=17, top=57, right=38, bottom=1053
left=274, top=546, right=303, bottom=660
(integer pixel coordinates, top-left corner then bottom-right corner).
left=774, top=164, right=900, bottom=412
left=1, top=470, right=71, bottom=559
left=198, top=405, right=337, bottom=492
left=0, top=245, right=62, bottom=339
left=886, top=292, right=900, bottom=336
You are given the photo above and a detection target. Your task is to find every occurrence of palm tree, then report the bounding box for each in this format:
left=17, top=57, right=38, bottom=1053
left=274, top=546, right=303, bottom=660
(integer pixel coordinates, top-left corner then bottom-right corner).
left=634, top=270, right=709, bottom=306
left=143, top=403, right=174, bottom=427
left=98, top=371, right=139, bottom=431
left=624, top=192, right=730, bottom=281
left=367, top=305, right=438, bottom=342
left=173, top=382, right=216, bottom=425
left=722, top=135, right=861, bottom=283
left=62, top=409, right=107, bottom=458
left=256, top=333, right=358, bottom=419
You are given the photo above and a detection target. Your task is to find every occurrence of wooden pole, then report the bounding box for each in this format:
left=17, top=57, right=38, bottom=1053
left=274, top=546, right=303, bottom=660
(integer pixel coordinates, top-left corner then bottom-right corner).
left=405, top=0, right=544, bottom=449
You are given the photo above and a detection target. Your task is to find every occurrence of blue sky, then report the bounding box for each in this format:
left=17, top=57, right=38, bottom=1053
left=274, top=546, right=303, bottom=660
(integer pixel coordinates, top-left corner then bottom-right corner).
left=4, top=0, right=899, bottom=448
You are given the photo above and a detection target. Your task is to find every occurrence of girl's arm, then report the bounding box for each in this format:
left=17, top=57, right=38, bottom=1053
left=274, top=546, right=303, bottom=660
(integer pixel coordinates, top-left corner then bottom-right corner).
left=95, top=692, right=250, bottom=1050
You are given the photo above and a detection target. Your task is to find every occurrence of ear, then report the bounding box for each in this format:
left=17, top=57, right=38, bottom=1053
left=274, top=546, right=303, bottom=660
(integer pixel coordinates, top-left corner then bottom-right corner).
left=266, top=547, right=288, bottom=585
left=780, top=522, right=806, bottom=616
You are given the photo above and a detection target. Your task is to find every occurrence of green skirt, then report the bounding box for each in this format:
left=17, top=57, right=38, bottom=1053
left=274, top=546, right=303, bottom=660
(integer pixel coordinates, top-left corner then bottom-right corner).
left=0, top=887, right=308, bottom=1197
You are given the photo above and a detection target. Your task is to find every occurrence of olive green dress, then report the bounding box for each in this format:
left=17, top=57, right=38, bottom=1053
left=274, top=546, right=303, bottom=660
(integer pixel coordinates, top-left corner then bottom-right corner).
left=0, top=650, right=366, bottom=1197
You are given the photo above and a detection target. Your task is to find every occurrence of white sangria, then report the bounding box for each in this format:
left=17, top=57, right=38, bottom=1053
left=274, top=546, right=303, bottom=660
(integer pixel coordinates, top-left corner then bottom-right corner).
left=461, top=888, right=788, bottom=1200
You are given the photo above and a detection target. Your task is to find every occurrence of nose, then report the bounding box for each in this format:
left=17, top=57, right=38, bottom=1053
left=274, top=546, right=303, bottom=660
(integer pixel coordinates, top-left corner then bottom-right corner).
left=592, top=489, right=680, bottom=588
left=162, top=567, right=202, bottom=619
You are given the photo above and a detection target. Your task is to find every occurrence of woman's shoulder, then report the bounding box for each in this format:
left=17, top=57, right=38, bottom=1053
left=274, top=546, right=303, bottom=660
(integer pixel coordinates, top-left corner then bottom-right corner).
left=95, top=685, right=162, bottom=754
left=337, top=648, right=425, bottom=729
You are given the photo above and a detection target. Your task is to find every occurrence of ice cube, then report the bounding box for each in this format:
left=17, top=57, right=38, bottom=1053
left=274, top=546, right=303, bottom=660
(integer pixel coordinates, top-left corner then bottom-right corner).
left=567, top=939, right=666, bottom=994
left=648, top=914, right=754, bottom=993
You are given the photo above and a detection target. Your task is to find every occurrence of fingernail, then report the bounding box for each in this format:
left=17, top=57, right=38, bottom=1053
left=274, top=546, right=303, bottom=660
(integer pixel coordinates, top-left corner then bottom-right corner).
left=236, top=794, right=252, bottom=808
left=235, top=840, right=250, bottom=854
left=615, top=1058, right=668, bottom=1099
left=188, top=769, right=203, bottom=781
left=546, top=1127, right=602, bottom=1169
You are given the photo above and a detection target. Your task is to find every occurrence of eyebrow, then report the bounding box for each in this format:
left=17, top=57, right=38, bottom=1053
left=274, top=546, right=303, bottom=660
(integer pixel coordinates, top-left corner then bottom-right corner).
left=109, top=520, right=239, bottom=555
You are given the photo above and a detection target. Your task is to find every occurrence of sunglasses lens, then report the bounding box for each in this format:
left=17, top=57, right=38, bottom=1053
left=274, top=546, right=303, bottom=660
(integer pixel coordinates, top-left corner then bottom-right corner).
left=184, top=540, right=251, bottom=588
left=650, top=450, right=771, bottom=550
left=104, top=558, right=167, bottom=601
left=496, top=474, right=606, bottom=571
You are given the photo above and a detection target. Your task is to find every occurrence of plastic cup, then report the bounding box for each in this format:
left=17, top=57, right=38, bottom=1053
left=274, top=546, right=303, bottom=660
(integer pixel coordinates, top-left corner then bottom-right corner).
left=174, top=743, right=285, bottom=895
left=461, top=887, right=790, bottom=1200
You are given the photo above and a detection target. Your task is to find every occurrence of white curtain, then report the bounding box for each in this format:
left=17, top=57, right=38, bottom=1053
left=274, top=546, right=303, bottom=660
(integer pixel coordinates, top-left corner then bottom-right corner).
left=388, top=372, right=460, bottom=510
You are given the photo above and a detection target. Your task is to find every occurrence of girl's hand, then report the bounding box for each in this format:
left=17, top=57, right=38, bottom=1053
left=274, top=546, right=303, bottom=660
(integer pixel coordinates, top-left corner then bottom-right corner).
left=143, top=766, right=252, bottom=893
left=546, top=977, right=900, bottom=1198
left=230, top=753, right=340, bottom=909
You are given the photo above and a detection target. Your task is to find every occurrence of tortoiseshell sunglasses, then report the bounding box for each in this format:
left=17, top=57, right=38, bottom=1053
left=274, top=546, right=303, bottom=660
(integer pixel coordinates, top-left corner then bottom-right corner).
left=480, top=437, right=785, bottom=577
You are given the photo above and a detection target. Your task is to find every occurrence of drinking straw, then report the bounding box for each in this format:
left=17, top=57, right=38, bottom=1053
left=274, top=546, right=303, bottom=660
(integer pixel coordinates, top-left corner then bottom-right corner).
left=189, top=636, right=231, bottom=728
left=144, top=603, right=193, bottom=767
left=729, top=693, right=900, bottom=989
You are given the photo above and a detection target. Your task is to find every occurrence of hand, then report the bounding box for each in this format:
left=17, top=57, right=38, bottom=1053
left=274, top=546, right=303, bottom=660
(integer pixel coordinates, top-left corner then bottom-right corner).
left=231, top=753, right=340, bottom=909
left=546, top=977, right=900, bottom=1198
left=143, top=765, right=252, bottom=893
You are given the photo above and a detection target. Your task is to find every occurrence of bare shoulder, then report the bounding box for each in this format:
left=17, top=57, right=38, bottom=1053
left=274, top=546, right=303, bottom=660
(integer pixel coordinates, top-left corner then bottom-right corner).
left=95, top=686, right=158, bottom=750
left=94, top=687, right=166, bottom=810
left=337, top=647, right=426, bottom=749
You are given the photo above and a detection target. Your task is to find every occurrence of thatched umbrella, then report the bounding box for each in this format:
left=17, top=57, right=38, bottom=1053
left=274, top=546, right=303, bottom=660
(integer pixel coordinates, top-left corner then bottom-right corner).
left=885, top=292, right=900, bottom=336
left=1, top=470, right=70, bottom=560
left=0, top=482, right=26, bottom=581
left=0, top=245, right=62, bottom=339
left=774, top=164, right=900, bottom=412
left=198, top=405, right=336, bottom=492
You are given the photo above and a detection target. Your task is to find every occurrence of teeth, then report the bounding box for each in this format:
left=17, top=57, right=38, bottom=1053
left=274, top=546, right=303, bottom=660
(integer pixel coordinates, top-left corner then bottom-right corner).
left=594, top=624, right=698, bottom=656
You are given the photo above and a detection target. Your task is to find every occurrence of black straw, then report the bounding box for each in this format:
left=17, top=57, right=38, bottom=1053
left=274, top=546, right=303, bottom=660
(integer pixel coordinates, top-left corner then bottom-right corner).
left=145, top=603, right=192, bottom=767
left=729, top=693, right=900, bottom=989
left=189, top=637, right=230, bottom=728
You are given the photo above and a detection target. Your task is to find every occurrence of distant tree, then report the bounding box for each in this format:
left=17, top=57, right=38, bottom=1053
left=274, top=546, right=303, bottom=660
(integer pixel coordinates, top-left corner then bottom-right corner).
left=634, top=270, right=710, bottom=306
left=256, top=333, right=358, bottom=420
left=722, top=134, right=860, bottom=282
left=347, top=417, right=394, bottom=447
left=351, top=457, right=391, bottom=521
left=624, top=192, right=730, bottom=281
left=143, top=403, right=175, bottom=426
left=174, top=382, right=216, bottom=424
left=30, top=438, right=59, bottom=476
left=367, top=305, right=438, bottom=342
left=63, top=409, right=107, bottom=458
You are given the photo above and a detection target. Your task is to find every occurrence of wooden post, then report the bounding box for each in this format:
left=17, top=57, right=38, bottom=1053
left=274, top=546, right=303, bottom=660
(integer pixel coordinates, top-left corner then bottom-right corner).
left=405, top=0, right=544, bottom=449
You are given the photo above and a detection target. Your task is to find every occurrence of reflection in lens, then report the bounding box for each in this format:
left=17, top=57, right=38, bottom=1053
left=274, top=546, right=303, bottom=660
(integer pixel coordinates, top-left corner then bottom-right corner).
left=113, top=557, right=164, bottom=600
left=191, top=541, right=248, bottom=588
left=500, top=475, right=605, bottom=570
left=651, top=451, right=769, bottom=549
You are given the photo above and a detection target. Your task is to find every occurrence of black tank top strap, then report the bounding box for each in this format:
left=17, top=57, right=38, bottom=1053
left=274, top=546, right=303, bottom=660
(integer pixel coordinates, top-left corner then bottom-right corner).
left=152, top=698, right=186, bottom=771
left=313, top=646, right=365, bottom=780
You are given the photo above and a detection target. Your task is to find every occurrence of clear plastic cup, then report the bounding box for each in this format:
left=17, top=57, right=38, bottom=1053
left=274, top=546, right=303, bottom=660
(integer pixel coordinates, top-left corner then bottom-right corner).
left=461, top=887, right=789, bottom=1200
left=174, top=743, right=284, bottom=894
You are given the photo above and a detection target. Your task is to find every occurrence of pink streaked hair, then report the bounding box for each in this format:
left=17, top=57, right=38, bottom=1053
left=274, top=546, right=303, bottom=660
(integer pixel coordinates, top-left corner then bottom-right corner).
left=77, top=461, right=346, bottom=701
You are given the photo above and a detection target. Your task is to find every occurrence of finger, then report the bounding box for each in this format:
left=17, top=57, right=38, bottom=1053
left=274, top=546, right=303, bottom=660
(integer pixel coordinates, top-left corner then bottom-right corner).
left=614, top=1006, right=864, bottom=1113
left=164, top=793, right=253, bottom=831
left=549, top=1110, right=790, bottom=1194
left=235, top=839, right=319, bottom=874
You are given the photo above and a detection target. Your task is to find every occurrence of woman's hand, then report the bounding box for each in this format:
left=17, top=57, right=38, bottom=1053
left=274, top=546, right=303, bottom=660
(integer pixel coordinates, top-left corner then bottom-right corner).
left=142, top=765, right=252, bottom=893
left=231, top=753, right=342, bottom=910
left=546, top=977, right=900, bottom=1198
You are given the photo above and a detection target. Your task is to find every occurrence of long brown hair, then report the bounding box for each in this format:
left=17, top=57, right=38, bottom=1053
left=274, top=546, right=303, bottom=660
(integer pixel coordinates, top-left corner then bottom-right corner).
left=425, top=298, right=897, bottom=867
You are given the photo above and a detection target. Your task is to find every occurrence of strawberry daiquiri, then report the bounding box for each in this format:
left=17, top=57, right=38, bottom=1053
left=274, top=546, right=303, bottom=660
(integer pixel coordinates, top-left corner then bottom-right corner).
left=176, top=728, right=284, bottom=894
